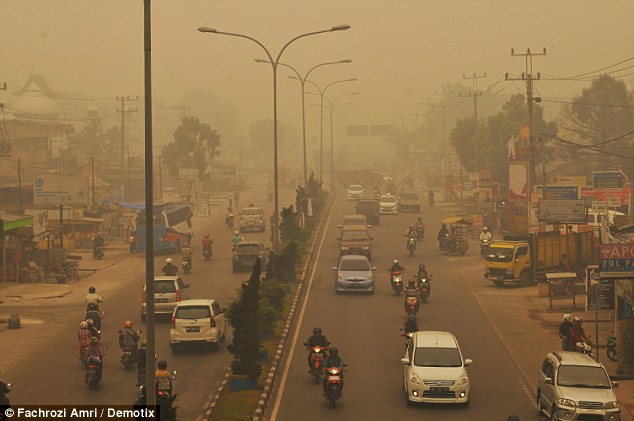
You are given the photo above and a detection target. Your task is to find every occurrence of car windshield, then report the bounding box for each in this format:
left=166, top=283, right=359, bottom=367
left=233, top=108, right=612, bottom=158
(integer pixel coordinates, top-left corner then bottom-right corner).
left=381, top=196, right=396, bottom=203
left=154, top=281, right=176, bottom=293
left=341, top=231, right=368, bottom=241
left=240, top=208, right=262, bottom=215
left=557, top=365, right=612, bottom=388
left=340, top=259, right=370, bottom=271
left=414, top=347, right=462, bottom=367
left=400, top=193, right=419, bottom=200
left=237, top=244, right=262, bottom=254
left=485, top=247, right=513, bottom=262
left=348, top=185, right=363, bottom=192
left=175, top=305, right=211, bottom=319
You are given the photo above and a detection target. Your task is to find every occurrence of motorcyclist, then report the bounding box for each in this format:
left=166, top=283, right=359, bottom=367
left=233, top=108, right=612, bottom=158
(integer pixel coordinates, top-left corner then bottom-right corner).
left=568, top=317, right=592, bottom=350
left=403, top=317, right=419, bottom=335
left=162, top=258, right=178, bottom=276
left=85, top=302, right=102, bottom=330
left=92, top=232, right=105, bottom=257
left=305, top=327, right=330, bottom=369
left=390, top=259, right=404, bottom=273
left=559, top=314, right=574, bottom=351
left=156, top=360, right=175, bottom=396
left=87, top=337, right=105, bottom=379
left=404, top=278, right=420, bottom=313
left=119, top=320, right=141, bottom=359
left=78, top=321, right=92, bottom=360
left=85, top=286, right=103, bottom=309
left=322, top=347, right=345, bottom=395
left=181, top=244, right=193, bottom=270
left=0, top=370, right=10, bottom=414
left=414, top=216, right=425, bottom=238
left=136, top=339, right=148, bottom=386
left=405, top=225, right=416, bottom=238
left=417, top=264, right=431, bottom=296
left=225, top=208, right=235, bottom=228
left=202, top=233, right=214, bottom=253
left=437, top=223, right=449, bottom=246
left=479, top=227, right=492, bottom=242
left=232, top=231, right=243, bottom=251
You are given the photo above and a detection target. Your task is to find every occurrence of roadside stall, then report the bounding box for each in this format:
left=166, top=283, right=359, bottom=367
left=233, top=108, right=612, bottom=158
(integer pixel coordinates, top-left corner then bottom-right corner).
left=440, top=216, right=472, bottom=255
left=0, top=211, right=34, bottom=285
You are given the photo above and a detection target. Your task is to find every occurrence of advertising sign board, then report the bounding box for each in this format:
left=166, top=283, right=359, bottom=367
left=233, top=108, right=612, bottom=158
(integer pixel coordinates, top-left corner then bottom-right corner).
left=600, top=244, right=634, bottom=277
left=538, top=199, right=587, bottom=223
left=593, top=171, right=627, bottom=189
left=587, top=279, right=616, bottom=311
left=538, top=185, right=580, bottom=200
left=509, top=162, right=528, bottom=201
left=34, top=175, right=89, bottom=206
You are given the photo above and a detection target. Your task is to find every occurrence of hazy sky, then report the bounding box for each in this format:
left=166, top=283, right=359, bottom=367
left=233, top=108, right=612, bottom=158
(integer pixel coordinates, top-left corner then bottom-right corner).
left=1, top=0, right=633, bottom=130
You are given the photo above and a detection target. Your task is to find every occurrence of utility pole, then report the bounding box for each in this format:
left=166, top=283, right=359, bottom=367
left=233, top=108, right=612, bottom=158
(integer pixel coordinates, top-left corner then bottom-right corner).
left=91, top=157, right=96, bottom=208
left=434, top=87, right=451, bottom=201
left=116, top=96, right=138, bottom=204
left=127, top=145, right=131, bottom=202
left=460, top=72, right=487, bottom=212
left=506, top=48, right=546, bottom=232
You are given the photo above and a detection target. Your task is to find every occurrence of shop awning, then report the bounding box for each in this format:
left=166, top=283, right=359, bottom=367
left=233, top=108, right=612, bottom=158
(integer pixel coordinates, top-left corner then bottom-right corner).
left=0, top=211, right=33, bottom=232
left=441, top=216, right=472, bottom=225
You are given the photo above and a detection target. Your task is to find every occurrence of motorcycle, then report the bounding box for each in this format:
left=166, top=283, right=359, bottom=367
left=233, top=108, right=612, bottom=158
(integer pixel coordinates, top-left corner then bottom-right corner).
left=419, top=277, right=430, bottom=304
left=0, top=380, right=11, bottom=415
left=304, top=344, right=328, bottom=384
left=389, top=269, right=404, bottom=295
left=480, top=239, right=490, bottom=258
left=406, top=236, right=416, bottom=257
left=401, top=329, right=415, bottom=350
left=225, top=213, right=235, bottom=229
left=93, top=246, right=105, bottom=260
left=575, top=340, right=593, bottom=357
left=119, top=329, right=142, bottom=370
left=202, top=246, right=213, bottom=261
left=44, top=259, right=77, bottom=279
left=181, top=258, right=192, bottom=274
left=134, top=377, right=178, bottom=421
left=405, top=295, right=420, bottom=316
left=323, top=364, right=346, bottom=408
left=415, top=226, right=425, bottom=241
left=85, top=357, right=102, bottom=390
left=85, top=306, right=104, bottom=331
left=607, top=336, right=617, bottom=362
left=129, top=235, right=137, bottom=253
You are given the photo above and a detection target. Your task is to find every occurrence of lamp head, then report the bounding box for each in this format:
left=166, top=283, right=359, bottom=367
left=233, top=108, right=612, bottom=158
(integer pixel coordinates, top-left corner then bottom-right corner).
left=331, top=24, right=351, bottom=31
left=198, top=27, right=218, bottom=34
left=348, top=78, right=358, bottom=81
left=339, top=59, right=352, bottom=63
left=254, top=58, right=269, bottom=63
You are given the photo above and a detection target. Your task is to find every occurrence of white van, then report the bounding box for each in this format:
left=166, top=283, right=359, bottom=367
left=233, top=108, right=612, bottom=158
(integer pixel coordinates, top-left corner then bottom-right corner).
left=561, top=209, right=625, bottom=236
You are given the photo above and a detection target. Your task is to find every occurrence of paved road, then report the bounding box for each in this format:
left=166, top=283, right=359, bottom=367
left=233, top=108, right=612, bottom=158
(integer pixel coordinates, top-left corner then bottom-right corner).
left=3, top=182, right=294, bottom=421
left=270, top=193, right=541, bottom=420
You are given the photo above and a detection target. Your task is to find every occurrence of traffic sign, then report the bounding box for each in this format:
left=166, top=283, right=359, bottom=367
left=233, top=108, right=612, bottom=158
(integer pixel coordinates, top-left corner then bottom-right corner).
left=593, top=171, right=627, bottom=189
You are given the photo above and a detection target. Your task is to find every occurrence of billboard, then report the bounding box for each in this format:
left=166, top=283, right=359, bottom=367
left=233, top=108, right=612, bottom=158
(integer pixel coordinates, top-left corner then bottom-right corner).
left=538, top=199, right=587, bottom=223
left=600, top=244, right=634, bottom=277
left=34, top=174, right=89, bottom=206
left=537, top=185, right=580, bottom=200
left=593, top=171, right=627, bottom=189
left=508, top=162, right=528, bottom=201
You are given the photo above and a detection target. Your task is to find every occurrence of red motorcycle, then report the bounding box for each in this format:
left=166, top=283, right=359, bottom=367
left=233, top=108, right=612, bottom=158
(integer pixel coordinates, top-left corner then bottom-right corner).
left=389, top=270, right=404, bottom=295
left=405, top=295, right=420, bottom=316
left=306, top=345, right=327, bottom=384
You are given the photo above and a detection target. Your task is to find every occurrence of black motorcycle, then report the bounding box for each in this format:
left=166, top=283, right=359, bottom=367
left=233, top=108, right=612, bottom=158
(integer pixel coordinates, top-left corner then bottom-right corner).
left=93, top=246, right=105, bottom=260
left=85, top=305, right=103, bottom=331
left=203, top=246, right=213, bottom=261
left=119, top=329, right=142, bottom=370
left=85, top=357, right=102, bottom=390
left=323, top=364, right=346, bottom=408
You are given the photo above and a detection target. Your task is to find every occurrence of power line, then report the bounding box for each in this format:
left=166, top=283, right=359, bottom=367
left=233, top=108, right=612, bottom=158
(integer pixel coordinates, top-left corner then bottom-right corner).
left=539, top=99, right=634, bottom=109
left=542, top=56, right=634, bottom=80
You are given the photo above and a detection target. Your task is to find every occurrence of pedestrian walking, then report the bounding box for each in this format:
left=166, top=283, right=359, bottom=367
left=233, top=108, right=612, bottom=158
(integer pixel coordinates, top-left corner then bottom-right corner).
left=234, top=190, right=240, bottom=207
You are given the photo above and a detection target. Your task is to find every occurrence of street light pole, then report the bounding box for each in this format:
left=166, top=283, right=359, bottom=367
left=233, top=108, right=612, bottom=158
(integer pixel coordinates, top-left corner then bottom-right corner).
left=304, top=78, right=357, bottom=186
left=198, top=24, right=351, bottom=251
left=324, top=93, right=358, bottom=189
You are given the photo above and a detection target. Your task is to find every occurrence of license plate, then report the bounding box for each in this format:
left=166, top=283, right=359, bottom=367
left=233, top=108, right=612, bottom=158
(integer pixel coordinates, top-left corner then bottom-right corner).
left=155, top=298, right=168, bottom=303
left=430, top=387, right=449, bottom=392
left=186, top=326, right=200, bottom=332
left=328, top=376, right=340, bottom=382
left=348, top=283, right=363, bottom=288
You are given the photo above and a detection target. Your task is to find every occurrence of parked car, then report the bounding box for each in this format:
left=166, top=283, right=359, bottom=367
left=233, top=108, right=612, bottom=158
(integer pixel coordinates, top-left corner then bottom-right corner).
left=141, top=276, right=189, bottom=322
left=232, top=241, right=269, bottom=272
left=379, top=194, right=398, bottom=215
left=346, top=184, right=364, bottom=200
left=337, top=228, right=373, bottom=260
left=398, top=192, right=421, bottom=212
left=356, top=199, right=380, bottom=225
left=537, top=351, right=620, bottom=420
left=401, top=331, right=472, bottom=406
left=332, top=255, right=376, bottom=293
left=169, top=299, right=227, bottom=352
left=239, top=207, right=266, bottom=232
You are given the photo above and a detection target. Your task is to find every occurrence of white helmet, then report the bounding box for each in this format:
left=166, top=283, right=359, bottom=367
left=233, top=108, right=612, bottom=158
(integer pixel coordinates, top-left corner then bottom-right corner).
left=234, top=231, right=239, bottom=235
left=483, top=227, right=489, bottom=231
left=166, top=258, right=172, bottom=264
left=563, top=314, right=571, bottom=322
left=393, top=259, right=399, bottom=265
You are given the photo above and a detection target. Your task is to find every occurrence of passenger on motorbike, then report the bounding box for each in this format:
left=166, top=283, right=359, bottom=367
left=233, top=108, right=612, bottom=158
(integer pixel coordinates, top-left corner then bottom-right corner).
left=85, top=318, right=100, bottom=338
left=479, top=227, right=492, bottom=242
left=568, top=317, right=592, bottom=350
left=403, top=318, right=419, bottom=335
left=181, top=245, right=193, bottom=270
left=202, top=233, right=214, bottom=250
left=85, top=287, right=103, bottom=308
left=78, top=321, right=92, bottom=359
left=156, top=360, right=175, bottom=395
left=87, top=337, right=105, bottom=379
left=92, top=233, right=104, bottom=257
left=162, top=258, right=178, bottom=276
left=119, top=320, right=141, bottom=358
left=231, top=231, right=243, bottom=250
left=559, top=314, right=574, bottom=351
left=322, top=347, right=345, bottom=394
left=305, top=327, right=330, bottom=369
left=390, top=260, right=404, bottom=273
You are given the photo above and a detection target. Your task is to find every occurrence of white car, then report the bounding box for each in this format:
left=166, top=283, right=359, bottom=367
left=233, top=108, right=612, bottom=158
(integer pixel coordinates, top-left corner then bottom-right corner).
left=401, top=331, right=472, bottom=406
left=170, top=299, right=227, bottom=352
left=379, top=194, right=398, bottom=214
left=346, top=184, right=364, bottom=200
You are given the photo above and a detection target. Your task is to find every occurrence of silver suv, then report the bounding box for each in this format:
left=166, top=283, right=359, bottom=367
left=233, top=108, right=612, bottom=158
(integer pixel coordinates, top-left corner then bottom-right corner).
left=537, top=351, right=620, bottom=420
left=141, top=276, right=189, bottom=322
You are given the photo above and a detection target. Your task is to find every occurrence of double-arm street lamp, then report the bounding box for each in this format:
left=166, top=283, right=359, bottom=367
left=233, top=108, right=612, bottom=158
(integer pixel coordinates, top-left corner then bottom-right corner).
left=255, top=59, right=352, bottom=189
left=304, top=78, right=357, bottom=185
left=198, top=24, right=351, bottom=251
left=324, top=93, right=359, bottom=188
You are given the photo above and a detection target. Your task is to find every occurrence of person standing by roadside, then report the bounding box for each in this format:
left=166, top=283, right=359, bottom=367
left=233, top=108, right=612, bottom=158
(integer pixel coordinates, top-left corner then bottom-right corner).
left=227, top=192, right=233, bottom=209
left=234, top=190, right=240, bottom=208
left=559, top=314, right=574, bottom=351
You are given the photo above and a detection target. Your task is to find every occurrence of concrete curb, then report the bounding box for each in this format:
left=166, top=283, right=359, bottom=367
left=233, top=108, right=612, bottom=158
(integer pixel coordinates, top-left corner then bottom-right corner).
left=200, top=192, right=336, bottom=420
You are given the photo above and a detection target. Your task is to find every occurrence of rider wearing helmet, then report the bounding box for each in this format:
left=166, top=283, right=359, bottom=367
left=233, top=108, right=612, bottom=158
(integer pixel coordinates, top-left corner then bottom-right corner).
left=78, top=321, right=92, bottom=359
left=437, top=223, right=449, bottom=241
left=119, top=320, right=141, bottom=357
left=232, top=231, right=243, bottom=250
left=559, top=314, right=574, bottom=351
left=156, top=360, right=175, bottom=394
left=390, top=260, right=404, bottom=273
left=87, top=336, right=105, bottom=378
left=305, top=327, right=330, bottom=369
left=202, top=233, right=214, bottom=248
left=479, top=227, right=492, bottom=242
left=568, top=317, right=591, bottom=350
left=162, top=258, right=178, bottom=276
left=417, top=263, right=431, bottom=295
left=322, top=347, right=345, bottom=394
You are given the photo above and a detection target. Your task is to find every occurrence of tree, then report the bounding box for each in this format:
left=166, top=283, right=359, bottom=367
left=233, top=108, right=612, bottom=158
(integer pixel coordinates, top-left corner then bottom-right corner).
left=75, top=122, right=120, bottom=162
left=279, top=205, right=299, bottom=242
left=161, top=116, right=220, bottom=179
left=227, top=259, right=262, bottom=380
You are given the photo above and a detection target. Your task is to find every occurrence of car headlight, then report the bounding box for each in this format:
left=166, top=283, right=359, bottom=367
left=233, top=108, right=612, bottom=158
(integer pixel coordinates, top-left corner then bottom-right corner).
left=408, top=372, right=422, bottom=385
left=457, top=374, right=469, bottom=386
left=604, top=401, right=619, bottom=410
left=367, top=273, right=373, bottom=281
left=557, top=398, right=576, bottom=408
left=362, top=246, right=370, bottom=250
left=338, top=273, right=344, bottom=281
